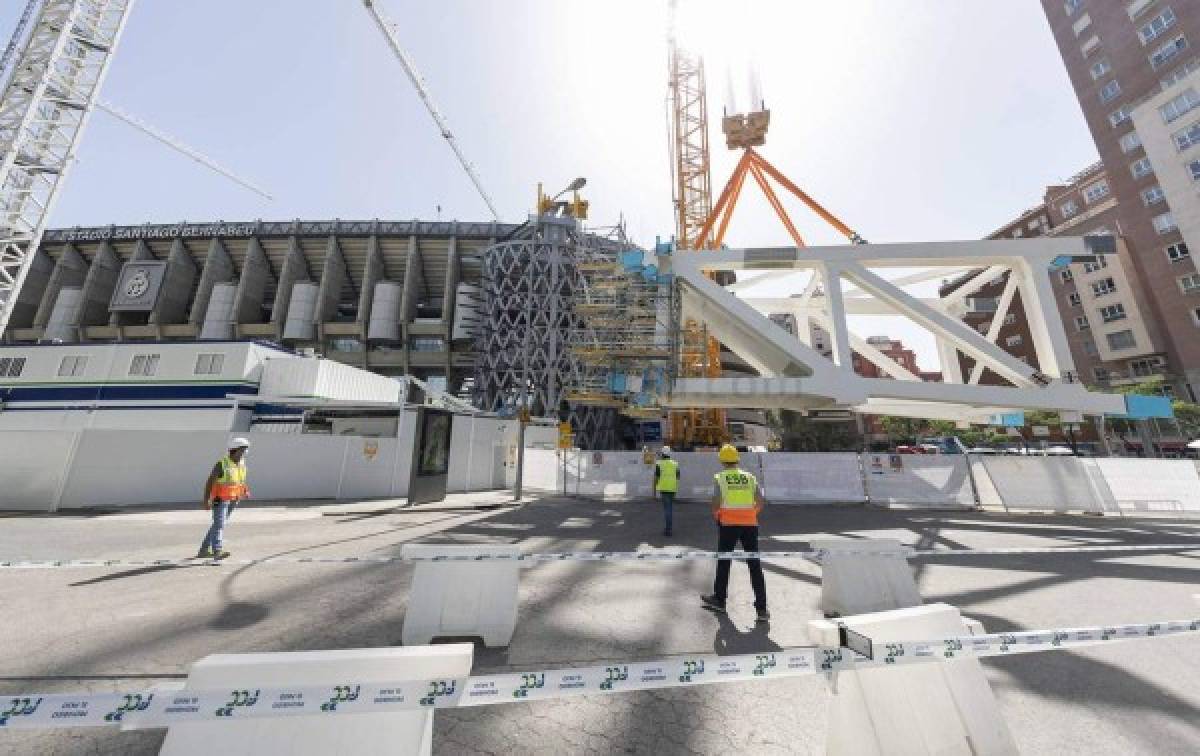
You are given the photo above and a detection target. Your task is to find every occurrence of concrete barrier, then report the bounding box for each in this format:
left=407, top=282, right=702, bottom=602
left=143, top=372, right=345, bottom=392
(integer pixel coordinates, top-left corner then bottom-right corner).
left=808, top=603, right=1017, bottom=756
left=864, top=454, right=975, bottom=509
left=809, top=539, right=920, bottom=617
left=400, top=543, right=521, bottom=648
left=976, top=456, right=1111, bottom=513
left=1095, top=458, right=1200, bottom=515
left=157, top=643, right=474, bottom=755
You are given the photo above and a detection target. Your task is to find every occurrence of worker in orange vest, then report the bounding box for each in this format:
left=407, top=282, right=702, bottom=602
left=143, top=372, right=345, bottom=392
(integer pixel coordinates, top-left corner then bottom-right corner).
left=197, top=438, right=250, bottom=560
left=701, top=444, right=769, bottom=622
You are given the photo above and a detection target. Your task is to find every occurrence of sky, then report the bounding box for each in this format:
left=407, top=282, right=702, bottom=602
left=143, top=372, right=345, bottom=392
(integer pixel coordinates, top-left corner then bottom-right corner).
left=0, top=0, right=1099, bottom=370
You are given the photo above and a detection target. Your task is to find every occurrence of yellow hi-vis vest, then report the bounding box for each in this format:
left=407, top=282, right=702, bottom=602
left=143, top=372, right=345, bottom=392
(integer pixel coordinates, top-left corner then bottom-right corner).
left=714, top=468, right=758, bottom=526
left=655, top=458, right=679, bottom=493
left=212, top=455, right=248, bottom=501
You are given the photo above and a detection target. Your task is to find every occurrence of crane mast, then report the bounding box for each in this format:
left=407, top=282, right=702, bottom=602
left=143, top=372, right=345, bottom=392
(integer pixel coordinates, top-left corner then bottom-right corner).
left=0, top=0, right=137, bottom=337
left=666, top=0, right=726, bottom=448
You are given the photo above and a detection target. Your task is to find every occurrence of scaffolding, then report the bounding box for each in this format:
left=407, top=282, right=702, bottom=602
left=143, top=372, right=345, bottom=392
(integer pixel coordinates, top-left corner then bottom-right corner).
left=565, top=252, right=674, bottom=430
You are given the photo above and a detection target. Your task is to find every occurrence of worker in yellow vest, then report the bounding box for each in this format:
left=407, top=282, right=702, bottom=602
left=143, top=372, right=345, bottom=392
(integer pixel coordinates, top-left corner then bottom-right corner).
left=197, top=438, right=250, bottom=560
left=653, top=446, right=680, bottom=537
left=701, top=444, right=769, bottom=622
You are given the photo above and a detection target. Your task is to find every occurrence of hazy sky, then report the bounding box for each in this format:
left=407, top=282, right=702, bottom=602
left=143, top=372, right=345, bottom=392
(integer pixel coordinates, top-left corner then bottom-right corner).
left=1, top=1, right=1097, bottom=369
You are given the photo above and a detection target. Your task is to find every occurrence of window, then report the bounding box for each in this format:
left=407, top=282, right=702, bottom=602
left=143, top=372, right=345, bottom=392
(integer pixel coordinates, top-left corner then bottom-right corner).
left=1109, top=105, right=1133, bottom=127
left=1193, top=306, right=1200, bottom=326
left=1180, top=273, right=1200, bottom=293
left=1160, top=88, right=1200, bottom=123
left=1092, top=277, right=1117, bottom=296
left=1005, top=334, right=1023, bottom=348
left=1069, top=292, right=1082, bottom=306
left=1119, top=131, right=1142, bottom=153
left=1065, top=0, right=1083, bottom=13
left=1072, top=12, right=1092, bottom=35
left=1083, top=338, right=1099, bottom=356
left=1090, top=58, right=1111, bottom=79
left=1099, top=79, right=1121, bottom=103
left=1150, top=35, right=1188, bottom=69
left=128, top=354, right=160, bottom=377
left=1004, top=313, right=1017, bottom=325
left=1075, top=315, right=1091, bottom=331
left=1011, top=227, right=1024, bottom=238
left=1142, top=185, right=1166, bottom=205
left=1173, top=120, right=1200, bottom=151
left=1139, top=7, right=1177, bottom=45
left=1189, top=158, right=1200, bottom=181
left=0, top=356, right=26, bottom=378
left=1060, top=199, right=1080, bottom=218
left=1130, top=156, right=1154, bottom=179
left=194, top=353, right=225, bottom=375
left=409, top=337, right=446, bottom=352
left=1100, top=303, right=1127, bottom=322
left=57, top=355, right=88, bottom=377
left=1153, top=211, right=1177, bottom=234
left=1083, top=179, right=1110, bottom=203
left=1082, top=258, right=1108, bottom=273
left=1061, top=268, right=1075, bottom=283
left=1162, top=57, right=1200, bottom=89
left=1094, top=366, right=1110, bottom=381
left=1131, top=357, right=1165, bottom=377
left=1106, top=330, right=1137, bottom=350
left=1165, top=241, right=1190, bottom=262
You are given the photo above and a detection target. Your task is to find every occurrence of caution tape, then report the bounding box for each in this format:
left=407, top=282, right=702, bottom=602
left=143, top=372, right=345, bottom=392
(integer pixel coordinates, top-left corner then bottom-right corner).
left=2, top=616, right=1196, bottom=731
left=1, top=542, right=1198, bottom=570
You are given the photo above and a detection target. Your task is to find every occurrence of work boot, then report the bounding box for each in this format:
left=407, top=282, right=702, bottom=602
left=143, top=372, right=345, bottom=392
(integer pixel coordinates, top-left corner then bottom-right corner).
left=213, top=550, right=231, bottom=560
left=756, top=608, right=771, bottom=623
left=196, top=548, right=213, bottom=559
left=700, top=594, right=726, bottom=613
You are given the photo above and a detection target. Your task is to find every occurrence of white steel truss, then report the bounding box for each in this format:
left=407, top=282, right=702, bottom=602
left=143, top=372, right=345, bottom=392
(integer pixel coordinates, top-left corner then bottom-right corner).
left=664, top=238, right=1127, bottom=423
left=0, top=0, right=135, bottom=336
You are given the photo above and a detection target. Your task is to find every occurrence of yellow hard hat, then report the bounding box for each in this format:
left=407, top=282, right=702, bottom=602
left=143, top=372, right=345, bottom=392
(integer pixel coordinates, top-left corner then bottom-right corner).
left=718, top=444, right=740, bottom=464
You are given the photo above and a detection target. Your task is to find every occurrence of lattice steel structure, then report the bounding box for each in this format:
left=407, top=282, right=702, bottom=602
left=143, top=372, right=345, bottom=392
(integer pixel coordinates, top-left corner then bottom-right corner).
left=0, top=0, right=135, bottom=336
left=473, top=215, right=626, bottom=448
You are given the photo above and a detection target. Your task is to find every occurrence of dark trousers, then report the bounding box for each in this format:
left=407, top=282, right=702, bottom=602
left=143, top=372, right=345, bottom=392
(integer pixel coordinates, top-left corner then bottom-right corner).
left=713, top=524, right=767, bottom=610
left=659, top=491, right=675, bottom=532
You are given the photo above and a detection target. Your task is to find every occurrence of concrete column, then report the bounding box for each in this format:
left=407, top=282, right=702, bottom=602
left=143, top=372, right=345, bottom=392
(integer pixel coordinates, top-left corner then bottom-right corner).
left=77, top=241, right=121, bottom=331
left=399, top=235, right=420, bottom=324
left=271, top=236, right=309, bottom=334
left=233, top=237, right=272, bottom=325
left=34, top=244, right=88, bottom=328
left=357, top=234, right=384, bottom=338
left=442, top=236, right=459, bottom=328
left=150, top=238, right=197, bottom=325
left=189, top=238, right=235, bottom=326
left=315, top=235, right=348, bottom=324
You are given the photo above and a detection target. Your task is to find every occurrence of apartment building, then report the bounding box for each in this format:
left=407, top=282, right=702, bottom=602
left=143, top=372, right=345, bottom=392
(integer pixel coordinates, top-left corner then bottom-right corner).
left=1041, top=0, right=1200, bottom=399
left=976, top=163, right=1169, bottom=391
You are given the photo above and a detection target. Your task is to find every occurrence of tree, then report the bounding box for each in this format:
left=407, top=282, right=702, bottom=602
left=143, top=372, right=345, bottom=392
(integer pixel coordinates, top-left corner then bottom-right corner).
left=1173, top=401, right=1200, bottom=440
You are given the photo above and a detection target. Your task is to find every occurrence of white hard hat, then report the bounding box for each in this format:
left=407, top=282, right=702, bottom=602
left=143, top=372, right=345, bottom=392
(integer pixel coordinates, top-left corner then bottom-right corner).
left=230, top=437, right=251, bottom=449
left=660, top=445, right=672, bottom=456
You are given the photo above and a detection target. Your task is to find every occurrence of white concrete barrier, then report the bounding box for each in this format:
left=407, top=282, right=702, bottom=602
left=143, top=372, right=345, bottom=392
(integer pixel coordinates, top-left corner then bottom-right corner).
left=400, top=543, right=521, bottom=648
left=976, top=456, right=1111, bottom=513
left=157, top=643, right=474, bottom=756
left=1095, top=458, right=1200, bottom=515
left=0, top=430, right=79, bottom=511
left=863, top=454, right=975, bottom=509
left=809, top=539, right=921, bottom=617
left=808, top=603, right=1018, bottom=756
left=761, top=452, right=864, bottom=504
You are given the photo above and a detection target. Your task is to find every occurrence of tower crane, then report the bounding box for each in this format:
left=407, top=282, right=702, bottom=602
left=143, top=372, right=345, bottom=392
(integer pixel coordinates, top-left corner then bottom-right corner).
left=362, top=0, right=500, bottom=221
left=666, top=0, right=726, bottom=448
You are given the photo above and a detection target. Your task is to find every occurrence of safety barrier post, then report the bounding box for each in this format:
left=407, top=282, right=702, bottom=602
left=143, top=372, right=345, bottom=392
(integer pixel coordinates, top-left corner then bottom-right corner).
left=400, top=544, right=521, bottom=647
left=809, top=538, right=920, bottom=617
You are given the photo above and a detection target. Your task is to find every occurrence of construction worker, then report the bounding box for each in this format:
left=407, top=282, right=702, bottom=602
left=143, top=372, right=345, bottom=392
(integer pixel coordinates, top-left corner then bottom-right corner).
left=198, top=438, right=250, bottom=560
left=653, top=446, right=679, bottom=537
left=701, top=444, right=769, bottom=622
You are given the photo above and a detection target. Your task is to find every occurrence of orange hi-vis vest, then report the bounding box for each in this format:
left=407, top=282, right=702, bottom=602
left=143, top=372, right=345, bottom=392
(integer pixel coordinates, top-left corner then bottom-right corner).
left=715, top=468, right=758, bottom=526
left=211, top=455, right=248, bottom=501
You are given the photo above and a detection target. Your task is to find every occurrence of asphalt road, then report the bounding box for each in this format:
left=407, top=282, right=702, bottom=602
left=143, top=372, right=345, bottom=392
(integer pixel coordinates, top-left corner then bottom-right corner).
left=1, top=495, right=1198, bottom=754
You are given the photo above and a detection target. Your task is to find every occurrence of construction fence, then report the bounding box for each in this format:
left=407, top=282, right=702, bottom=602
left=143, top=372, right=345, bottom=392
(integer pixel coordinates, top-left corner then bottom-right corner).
left=517, top=449, right=1200, bottom=515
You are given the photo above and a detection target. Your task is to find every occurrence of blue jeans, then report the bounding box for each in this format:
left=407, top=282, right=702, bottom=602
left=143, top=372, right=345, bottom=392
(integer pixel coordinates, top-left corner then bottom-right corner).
left=201, top=500, right=236, bottom=552
left=658, top=491, right=675, bottom=533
